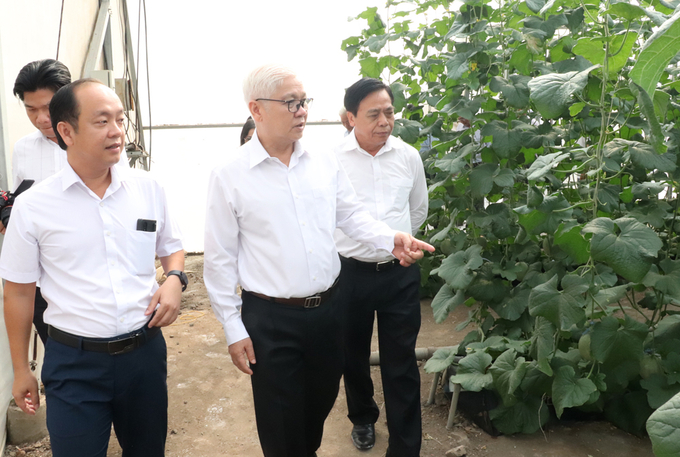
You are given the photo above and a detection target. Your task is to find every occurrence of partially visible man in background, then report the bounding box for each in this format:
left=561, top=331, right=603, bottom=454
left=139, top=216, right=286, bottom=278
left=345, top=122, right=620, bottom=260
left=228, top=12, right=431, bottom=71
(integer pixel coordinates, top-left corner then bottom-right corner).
left=335, top=77, right=428, bottom=457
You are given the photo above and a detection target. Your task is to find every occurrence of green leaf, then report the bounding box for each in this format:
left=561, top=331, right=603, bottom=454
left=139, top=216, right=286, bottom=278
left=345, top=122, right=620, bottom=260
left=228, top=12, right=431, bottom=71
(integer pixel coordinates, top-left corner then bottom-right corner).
left=630, top=83, right=668, bottom=154
left=446, top=53, right=470, bottom=80
left=493, top=287, right=530, bottom=321
left=630, top=9, right=680, bottom=99
left=489, top=75, right=531, bottom=108
left=489, top=349, right=529, bottom=406
left=450, top=351, right=494, bottom=392
left=529, top=275, right=586, bottom=331
left=493, top=168, right=515, bottom=188
left=480, top=120, right=525, bottom=158
left=569, top=102, right=586, bottom=117
left=436, top=244, right=483, bottom=289
left=516, top=194, right=573, bottom=236
left=424, top=346, right=459, bottom=373
left=489, top=395, right=550, bottom=434
left=392, top=119, right=422, bottom=144
left=526, top=151, right=570, bottom=181
left=647, top=391, right=680, bottom=457
left=643, top=260, right=680, bottom=303
left=554, top=220, right=590, bottom=264
left=607, top=3, right=647, bottom=21
left=641, top=374, right=680, bottom=409
left=590, top=315, right=648, bottom=364
left=470, top=164, right=498, bottom=198
left=434, top=143, right=476, bottom=174
left=532, top=317, right=556, bottom=377
left=552, top=366, right=598, bottom=418
left=432, top=285, right=466, bottom=324
left=572, top=34, right=638, bottom=76
left=628, top=139, right=675, bottom=171
left=359, top=56, right=382, bottom=78
left=528, top=65, right=599, bottom=119
left=525, top=0, right=546, bottom=14
left=582, top=217, right=662, bottom=282
left=588, top=285, right=630, bottom=309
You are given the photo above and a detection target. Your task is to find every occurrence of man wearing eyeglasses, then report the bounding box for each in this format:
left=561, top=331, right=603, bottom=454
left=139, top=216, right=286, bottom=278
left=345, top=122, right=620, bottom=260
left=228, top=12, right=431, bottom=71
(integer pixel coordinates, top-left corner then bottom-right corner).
left=204, top=64, right=434, bottom=457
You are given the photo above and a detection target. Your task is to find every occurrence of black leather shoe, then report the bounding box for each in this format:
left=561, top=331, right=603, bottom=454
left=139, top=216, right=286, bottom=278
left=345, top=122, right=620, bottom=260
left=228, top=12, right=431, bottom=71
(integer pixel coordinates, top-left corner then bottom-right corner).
left=351, top=423, right=376, bottom=450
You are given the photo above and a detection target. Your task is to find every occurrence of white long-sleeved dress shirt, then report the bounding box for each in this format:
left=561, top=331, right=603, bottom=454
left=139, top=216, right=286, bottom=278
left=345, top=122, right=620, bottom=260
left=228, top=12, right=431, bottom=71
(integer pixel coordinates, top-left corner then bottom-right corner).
left=204, top=132, right=397, bottom=345
left=0, top=164, right=183, bottom=338
left=334, top=131, right=428, bottom=262
left=12, top=130, right=130, bottom=191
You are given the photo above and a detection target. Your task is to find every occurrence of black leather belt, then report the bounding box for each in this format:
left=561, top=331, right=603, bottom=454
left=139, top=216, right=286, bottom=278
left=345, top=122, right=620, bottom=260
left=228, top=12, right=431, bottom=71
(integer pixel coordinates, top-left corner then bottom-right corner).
left=341, top=256, right=400, bottom=272
left=47, top=324, right=160, bottom=355
left=245, top=280, right=338, bottom=309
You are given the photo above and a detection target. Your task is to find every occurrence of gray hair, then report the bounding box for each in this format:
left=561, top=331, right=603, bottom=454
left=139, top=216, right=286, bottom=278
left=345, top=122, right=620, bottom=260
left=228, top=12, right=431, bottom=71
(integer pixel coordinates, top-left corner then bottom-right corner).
left=243, top=64, right=297, bottom=103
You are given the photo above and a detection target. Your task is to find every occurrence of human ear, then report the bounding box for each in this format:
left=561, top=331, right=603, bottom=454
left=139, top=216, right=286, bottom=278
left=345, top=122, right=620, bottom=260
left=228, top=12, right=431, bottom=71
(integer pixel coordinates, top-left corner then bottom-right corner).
left=56, top=121, right=76, bottom=147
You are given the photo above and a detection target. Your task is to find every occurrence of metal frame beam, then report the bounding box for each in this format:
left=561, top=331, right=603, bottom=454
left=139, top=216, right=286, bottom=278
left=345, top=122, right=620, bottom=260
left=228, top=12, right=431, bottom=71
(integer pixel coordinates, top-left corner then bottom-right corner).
left=82, top=0, right=113, bottom=77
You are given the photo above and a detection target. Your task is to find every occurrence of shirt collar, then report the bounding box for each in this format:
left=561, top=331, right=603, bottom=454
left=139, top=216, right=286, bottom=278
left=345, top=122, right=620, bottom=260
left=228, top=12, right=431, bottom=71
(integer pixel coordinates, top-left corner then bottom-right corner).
left=60, top=160, right=129, bottom=198
left=247, top=130, right=307, bottom=169
left=338, top=129, right=395, bottom=157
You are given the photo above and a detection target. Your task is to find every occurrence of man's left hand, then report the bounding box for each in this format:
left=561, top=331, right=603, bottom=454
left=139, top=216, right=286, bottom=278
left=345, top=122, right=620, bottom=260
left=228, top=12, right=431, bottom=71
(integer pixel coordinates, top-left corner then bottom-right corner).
left=146, top=274, right=182, bottom=327
left=392, top=232, right=435, bottom=266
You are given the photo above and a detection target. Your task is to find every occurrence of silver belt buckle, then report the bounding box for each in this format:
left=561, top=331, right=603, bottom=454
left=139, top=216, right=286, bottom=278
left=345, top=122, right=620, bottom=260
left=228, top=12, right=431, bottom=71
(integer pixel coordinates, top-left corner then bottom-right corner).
left=304, top=296, right=322, bottom=308
left=376, top=260, right=394, bottom=271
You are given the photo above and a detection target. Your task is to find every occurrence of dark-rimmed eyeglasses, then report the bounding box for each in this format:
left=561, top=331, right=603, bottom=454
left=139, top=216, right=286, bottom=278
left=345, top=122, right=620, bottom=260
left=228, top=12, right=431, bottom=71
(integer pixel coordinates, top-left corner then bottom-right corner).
left=256, top=98, right=313, bottom=113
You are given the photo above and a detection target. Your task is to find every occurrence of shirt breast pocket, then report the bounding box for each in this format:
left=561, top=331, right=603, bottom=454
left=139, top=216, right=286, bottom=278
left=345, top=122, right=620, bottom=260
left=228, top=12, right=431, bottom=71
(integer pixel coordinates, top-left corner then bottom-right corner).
left=392, top=177, right=413, bottom=211
left=126, top=230, right=156, bottom=276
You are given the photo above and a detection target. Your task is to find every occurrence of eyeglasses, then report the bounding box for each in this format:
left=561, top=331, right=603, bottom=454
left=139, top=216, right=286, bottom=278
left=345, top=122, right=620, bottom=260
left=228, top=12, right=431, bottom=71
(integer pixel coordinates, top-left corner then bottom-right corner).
left=256, top=98, right=313, bottom=113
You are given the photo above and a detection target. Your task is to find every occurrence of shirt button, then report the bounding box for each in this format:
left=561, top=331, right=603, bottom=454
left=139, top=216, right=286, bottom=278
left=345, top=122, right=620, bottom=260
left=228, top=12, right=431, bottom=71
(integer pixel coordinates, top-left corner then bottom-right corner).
left=120, top=317, right=124, bottom=323
left=309, top=249, right=313, bottom=253
left=110, top=261, right=115, bottom=266
left=115, top=288, right=121, bottom=294
left=99, top=202, right=104, bottom=207
left=301, top=222, right=306, bottom=226
left=106, top=231, right=112, bottom=236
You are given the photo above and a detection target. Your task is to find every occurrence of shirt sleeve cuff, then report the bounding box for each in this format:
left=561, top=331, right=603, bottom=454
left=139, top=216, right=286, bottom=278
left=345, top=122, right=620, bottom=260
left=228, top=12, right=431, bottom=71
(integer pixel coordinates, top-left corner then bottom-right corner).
left=0, top=267, right=40, bottom=284
left=223, top=317, right=250, bottom=346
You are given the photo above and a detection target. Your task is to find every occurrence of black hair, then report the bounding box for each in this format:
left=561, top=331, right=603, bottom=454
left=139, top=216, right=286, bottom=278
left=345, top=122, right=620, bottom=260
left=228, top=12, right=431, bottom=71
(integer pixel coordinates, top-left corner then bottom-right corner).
left=240, top=116, right=256, bottom=146
left=13, top=59, right=71, bottom=101
left=344, top=78, right=394, bottom=116
left=49, top=79, right=103, bottom=150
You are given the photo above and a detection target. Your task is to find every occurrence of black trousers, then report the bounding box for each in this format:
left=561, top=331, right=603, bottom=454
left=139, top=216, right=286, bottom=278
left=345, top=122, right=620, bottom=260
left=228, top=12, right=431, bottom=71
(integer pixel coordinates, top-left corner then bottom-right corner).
left=242, top=289, right=343, bottom=457
left=339, top=257, right=422, bottom=457
left=41, top=327, right=168, bottom=457
left=33, top=286, right=49, bottom=344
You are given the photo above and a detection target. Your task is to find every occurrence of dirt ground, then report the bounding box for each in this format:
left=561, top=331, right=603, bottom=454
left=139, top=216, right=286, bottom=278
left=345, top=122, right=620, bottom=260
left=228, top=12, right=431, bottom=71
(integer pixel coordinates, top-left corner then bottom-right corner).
left=5, top=254, right=656, bottom=457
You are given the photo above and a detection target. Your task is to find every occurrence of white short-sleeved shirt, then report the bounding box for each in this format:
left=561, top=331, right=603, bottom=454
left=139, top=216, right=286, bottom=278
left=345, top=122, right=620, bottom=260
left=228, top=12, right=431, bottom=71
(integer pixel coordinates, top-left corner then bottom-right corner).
left=12, top=130, right=130, bottom=191
left=0, top=164, right=183, bottom=338
left=204, top=132, right=396, bottom=345
left=334, top=131, right=428, bottom=262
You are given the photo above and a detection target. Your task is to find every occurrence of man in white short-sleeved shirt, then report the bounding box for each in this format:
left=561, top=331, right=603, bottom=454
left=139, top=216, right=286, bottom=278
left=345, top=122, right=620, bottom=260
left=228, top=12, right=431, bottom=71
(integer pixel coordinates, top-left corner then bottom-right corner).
left=1, top=79, right=185, bottom=457
left=8, top=59, right=129, bottom=344
left=334, top=78, right=428, bottom=457
left=204, top=65, right=434, bottom=457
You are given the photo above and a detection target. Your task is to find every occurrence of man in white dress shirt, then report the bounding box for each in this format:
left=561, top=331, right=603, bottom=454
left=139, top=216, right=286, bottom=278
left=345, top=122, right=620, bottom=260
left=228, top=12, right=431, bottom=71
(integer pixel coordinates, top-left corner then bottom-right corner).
left=1, top=79, right=185, bottom=457
left=204, top=64, right=434, bottom=457
left=334, top=78, right=428, bottom=456
left=9, top=59, right=129, bottom=344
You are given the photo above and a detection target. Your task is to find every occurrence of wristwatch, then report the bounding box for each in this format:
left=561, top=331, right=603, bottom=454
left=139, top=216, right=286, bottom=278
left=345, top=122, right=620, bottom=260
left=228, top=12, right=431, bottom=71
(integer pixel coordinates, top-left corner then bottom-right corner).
left=166, top=270, right=188, bottom=292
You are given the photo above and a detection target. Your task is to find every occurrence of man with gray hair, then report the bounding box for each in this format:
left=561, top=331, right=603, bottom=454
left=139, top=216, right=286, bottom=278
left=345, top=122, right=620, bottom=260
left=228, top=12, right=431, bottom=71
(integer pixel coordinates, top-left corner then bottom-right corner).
left=204, top=64, right=434, bottom=457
